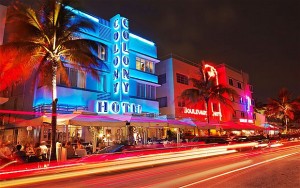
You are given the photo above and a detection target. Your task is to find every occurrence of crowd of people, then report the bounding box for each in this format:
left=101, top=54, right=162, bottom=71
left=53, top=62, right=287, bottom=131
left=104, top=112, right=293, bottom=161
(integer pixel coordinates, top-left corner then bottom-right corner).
left=0, top=140, right=90, bottom=165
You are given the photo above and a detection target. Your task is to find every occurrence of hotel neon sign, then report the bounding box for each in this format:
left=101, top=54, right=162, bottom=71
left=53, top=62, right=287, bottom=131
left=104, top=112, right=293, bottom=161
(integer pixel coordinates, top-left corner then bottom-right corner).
left=183, top=107, right=221, bottom=117
left=112, top=16, right=130, bottom=99
left=97, top=100, right=142, bottom=114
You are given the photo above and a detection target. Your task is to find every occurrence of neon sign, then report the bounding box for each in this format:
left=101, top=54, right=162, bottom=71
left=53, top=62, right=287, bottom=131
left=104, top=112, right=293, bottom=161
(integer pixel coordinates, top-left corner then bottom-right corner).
left=183, top=107, right=221, bottom=116
left=112, top=15, right=130, bottom=100
left=239, top=119, right=253, bottom=123
left=97, top=100, right=142, bottom=114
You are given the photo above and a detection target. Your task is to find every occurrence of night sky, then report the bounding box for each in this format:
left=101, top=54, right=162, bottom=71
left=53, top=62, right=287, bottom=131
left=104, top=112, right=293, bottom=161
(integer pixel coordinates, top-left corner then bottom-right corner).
left=1, top=0, right=299, bottom=102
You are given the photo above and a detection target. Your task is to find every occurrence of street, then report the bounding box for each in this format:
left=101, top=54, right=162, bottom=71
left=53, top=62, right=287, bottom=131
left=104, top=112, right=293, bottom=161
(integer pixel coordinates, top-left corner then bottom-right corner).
left=2, top=142, right=299, bottom=188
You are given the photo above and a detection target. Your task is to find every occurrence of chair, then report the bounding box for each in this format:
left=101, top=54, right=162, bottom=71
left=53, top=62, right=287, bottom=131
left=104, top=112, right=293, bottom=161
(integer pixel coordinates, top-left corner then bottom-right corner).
left=75, top=149, right=87, bottom=157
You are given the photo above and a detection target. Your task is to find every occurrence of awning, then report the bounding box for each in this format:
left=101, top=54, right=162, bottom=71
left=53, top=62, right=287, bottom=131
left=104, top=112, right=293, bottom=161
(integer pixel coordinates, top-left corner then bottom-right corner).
left=167, top=119, right=196, bottom=128
left=220, top=122, right=263, bottom=130
left=69, top=114, right=125, bottom=127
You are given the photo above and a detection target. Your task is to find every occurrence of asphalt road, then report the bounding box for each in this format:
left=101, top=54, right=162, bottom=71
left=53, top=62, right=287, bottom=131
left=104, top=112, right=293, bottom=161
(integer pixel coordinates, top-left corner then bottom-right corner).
left=4, top=142, right=300, bottom=188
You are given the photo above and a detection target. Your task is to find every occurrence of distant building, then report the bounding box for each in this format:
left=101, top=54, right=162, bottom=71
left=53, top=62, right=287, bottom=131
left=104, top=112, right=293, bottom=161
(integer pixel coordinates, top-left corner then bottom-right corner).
left=156, top=54, right=256, bottom=134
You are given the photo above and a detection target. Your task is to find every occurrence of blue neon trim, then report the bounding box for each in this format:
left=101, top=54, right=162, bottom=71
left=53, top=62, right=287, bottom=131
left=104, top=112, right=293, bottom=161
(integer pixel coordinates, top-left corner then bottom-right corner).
left=65, top=6, right=99, bottom=23
left=129, top=33, right=155, bottom=46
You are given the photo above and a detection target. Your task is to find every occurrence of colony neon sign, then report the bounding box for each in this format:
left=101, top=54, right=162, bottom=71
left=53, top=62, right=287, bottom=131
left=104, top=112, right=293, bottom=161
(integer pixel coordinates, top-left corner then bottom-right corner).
left=97, top=101, right=142, bottom=114
left=112, top=15, right=130, bottom=99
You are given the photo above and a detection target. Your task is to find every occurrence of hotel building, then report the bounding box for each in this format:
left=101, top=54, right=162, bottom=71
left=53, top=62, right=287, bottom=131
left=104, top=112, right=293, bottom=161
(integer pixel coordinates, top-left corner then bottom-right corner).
left=156, top=55, right=255, bottom=135
left=0, top=6, right=161, bottom=144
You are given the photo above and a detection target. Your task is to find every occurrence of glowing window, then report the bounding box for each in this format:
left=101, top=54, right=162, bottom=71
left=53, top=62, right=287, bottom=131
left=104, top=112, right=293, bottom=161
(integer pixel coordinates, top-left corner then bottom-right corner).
left=98, top=44, right=107, bottom=61
left=136, top=57, right=154, bottom=73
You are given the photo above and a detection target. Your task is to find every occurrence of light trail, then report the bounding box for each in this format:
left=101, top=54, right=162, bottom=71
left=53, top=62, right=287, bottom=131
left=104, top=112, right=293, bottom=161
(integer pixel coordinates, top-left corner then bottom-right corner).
left=0, top=147, right=236, bottom=187
left=179, top=151, right=300, bottom=188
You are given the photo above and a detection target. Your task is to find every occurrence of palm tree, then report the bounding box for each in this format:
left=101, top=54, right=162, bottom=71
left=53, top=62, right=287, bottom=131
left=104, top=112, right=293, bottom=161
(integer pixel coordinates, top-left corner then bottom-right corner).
left=1, top=0, right=106, bottom=159
left=265, top=88, right=300, bottom=133
left=180, top=62, right=237, bottom=134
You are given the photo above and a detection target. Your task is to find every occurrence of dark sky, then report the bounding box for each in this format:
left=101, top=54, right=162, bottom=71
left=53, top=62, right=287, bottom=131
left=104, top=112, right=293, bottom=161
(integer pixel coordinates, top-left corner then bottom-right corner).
left=1, top=0, right=300, bottom=102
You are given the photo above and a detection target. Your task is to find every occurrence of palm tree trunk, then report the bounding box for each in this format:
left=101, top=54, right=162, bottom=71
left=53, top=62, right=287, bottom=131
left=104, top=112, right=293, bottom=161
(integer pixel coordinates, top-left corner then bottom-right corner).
left=205, top=99, right=210, bottom=136
left=50, top=63, right=58, bottom=160
left=285, top=118, right=288, bottom=133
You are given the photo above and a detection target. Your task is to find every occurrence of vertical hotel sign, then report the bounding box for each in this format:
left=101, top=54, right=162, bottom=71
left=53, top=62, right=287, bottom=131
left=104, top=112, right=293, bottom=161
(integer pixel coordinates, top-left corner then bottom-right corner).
left=111, top=15, right=130, bottom=102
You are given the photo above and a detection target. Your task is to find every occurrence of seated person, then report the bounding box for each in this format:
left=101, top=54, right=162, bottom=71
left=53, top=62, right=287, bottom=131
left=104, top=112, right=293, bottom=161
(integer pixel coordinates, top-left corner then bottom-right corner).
left=13, top=144, right=27, bottom=163
left=65, top=141, right=76, bottom=159
left=77, top=141, right=84, bottom=149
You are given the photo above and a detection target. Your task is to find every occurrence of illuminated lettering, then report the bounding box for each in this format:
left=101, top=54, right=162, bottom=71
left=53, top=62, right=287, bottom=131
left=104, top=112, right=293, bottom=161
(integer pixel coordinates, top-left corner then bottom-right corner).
left=122, top=31, right=129, bottom=40
left=113, top=83, right=119, bottom=93
left=183, top=107, right=220, bottom=116
left=122, top=43, right=128, bottom=53
left=113, top=31, right=120, bottom=41
left=122, top=18, right=128, bottom=29
left=111, top=102, right=120, bottom=113
left=113, top=56, right=119, bottom=67
left=123, top=82, right=129, bottom=93
left=122, top=69, right=129, bottom=79
left=122, top=56, right=129, bottom=66
left=114, top=69, right=119, bottom=80
left=113, top=44, right=119, bottom=54
left=97, top=101, right=142, bottom=114
left=114, top=19, right=119, bottom=29
left=122, top=102, right=130, bottom=113
left=98, top=101, right=108, bottom=113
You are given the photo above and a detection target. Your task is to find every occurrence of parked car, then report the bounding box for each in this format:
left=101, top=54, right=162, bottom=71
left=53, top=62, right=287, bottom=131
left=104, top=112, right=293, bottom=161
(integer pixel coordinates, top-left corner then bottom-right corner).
left=205, top=136, right=230, bottom=144
left=248, top=135, right=269, bottom=143
left=231, top=136, right=250, bottom=143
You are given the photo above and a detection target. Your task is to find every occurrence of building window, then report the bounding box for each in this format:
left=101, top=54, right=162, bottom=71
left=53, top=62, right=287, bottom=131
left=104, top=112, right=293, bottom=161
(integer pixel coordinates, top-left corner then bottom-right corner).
left=240, top=97, right=243, bottom=104
left=157, top=97, right=167, bottom=108
left=158, top=73, right=166, bottom=85
left=230, top=94, right=234, bottom=102
left=70, top=68, right=78, bottom=87
left=57, top=67, right=69, bottom=86
left=57, top=67, right=87, bottom=89
left=136, top=57, right=154, bottom=73
left=176, top=73, right=188, bottom=85
left=241, top=111, right=245, bottom=118
left=78, top=71, right=86, bottom=88
left=237, top=82, right=242, bottom=89
left=97, top=74, right=107, bottom=92
left=137, top=83, right=155, bottom=99
left=233, top=111, right=236, bottom=118
left=178, top=100, right=185, bottom=107
left=229, top=78, right=233, bottom=86
left=137, top=83, right=146, bottom=98
left=98, top=44, right=107, bottom=61
left=146, top=85, right=155, bottom=99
